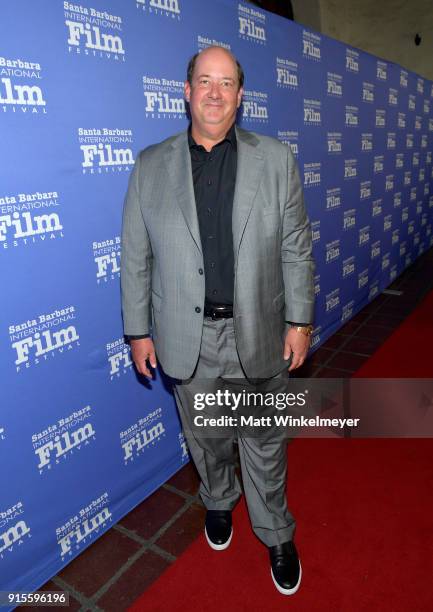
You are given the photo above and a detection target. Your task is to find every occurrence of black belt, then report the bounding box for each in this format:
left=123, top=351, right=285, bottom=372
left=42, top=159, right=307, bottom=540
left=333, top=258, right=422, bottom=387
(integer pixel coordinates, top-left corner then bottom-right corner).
left=204, top=303, right=233, bottom=320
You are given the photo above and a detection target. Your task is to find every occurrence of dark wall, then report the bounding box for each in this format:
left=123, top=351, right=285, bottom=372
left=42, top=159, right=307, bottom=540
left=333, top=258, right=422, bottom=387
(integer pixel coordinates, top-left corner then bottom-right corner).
left=247, top=0, right=293, bottom=20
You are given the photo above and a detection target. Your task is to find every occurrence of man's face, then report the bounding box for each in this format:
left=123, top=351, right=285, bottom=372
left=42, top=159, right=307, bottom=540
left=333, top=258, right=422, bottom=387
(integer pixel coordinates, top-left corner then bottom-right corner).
left=184, top=48, right=243, bottom=137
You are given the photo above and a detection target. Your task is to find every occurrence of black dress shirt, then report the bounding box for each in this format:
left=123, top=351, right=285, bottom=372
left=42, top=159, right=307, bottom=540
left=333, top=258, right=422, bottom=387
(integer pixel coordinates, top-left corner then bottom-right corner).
left=189, top=123, right=237, bottom=306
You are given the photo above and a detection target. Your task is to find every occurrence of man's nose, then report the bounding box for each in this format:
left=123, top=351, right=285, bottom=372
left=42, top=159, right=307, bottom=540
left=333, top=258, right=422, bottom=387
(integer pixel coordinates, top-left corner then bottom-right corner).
left=208, top=82, right=221, bottom=98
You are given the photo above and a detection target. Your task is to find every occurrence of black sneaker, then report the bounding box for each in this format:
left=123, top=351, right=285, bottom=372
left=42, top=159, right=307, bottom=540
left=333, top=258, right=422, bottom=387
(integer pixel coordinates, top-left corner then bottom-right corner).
left=269, top=540, right=302, bottom=595
left=204, top=510, right=233, bottom=550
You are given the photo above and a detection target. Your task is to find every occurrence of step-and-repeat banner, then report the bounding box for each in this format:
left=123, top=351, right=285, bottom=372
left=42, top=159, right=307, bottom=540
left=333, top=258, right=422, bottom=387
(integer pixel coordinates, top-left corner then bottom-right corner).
left=1, top=0, right=433, bottom=598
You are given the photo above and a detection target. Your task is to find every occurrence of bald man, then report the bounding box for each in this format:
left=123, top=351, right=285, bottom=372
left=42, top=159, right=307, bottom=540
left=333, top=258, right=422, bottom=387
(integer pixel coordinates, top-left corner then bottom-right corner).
left=121, top=46, right=315, bottom=595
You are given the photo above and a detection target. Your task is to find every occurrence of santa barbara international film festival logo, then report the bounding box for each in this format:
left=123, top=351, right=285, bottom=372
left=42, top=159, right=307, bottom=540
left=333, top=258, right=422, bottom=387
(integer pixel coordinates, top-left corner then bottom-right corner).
left=0, top=55, right=46, bottom=114
left=327, top=72, right=342, bottom=97
left=343, top=208, right=356, bottom=231
left=56, top=492, right=111, bottom=561
left=327, top=132, right=342, bottom=154
left=311, top=220, right=320, bottom=243
left=64, top=2, right=125, bottom=61
left=376, top=109, right=386, bottom=128
left=361, top=133, right=373, bottom=152
left=410, top=96, right=417, bottom=113
left=345, top=105, right=359, bottom=127
left=277, top=130, right=299, bottom=156
left=136, top=0, right=181, bottom=20
left=325, top=239, right=340, bottom=264
left=78, top=128, right=134, bottom=174
left=326, top=187, right=341, bottom=210
left=376, top=60, right=387, bottom=81
left=302, top=30, right=321, bottom=61
left=387, top=132, right=396, bottom=149
left=384, top=213, right=392, bottom=232
left=406, top=133, right=414, bottom=149
left=368, top=280, right=380, bottom=301
left=0, top=501, right=31, bottom=560
left=388, top=88, right=398, bottom=106
left=396, top=153, right=404, bottom=169
left=242, top=90, right=268, bottom=122
left=360, top=180, right=372, bottom=201
left=346, top=48, right=359, bottom=73
left=344, top=158, right=357, bottom=179
left=8, top=305, right=79, bottom=373
left=371, top=197, right=382, bottom=218
left=0, top=189, right=63, bottom=250
left=341, top=300, right=355, bottom=322
left=276, top=58, right=298, bottom=89
left=304, top=99, right=321, bottom=125
left=358, top=267, right=369, bottom=290
left=325, top=287, right=340, bottom=313
left=120, top=408, right=166, bottom=464
left=93, top=236, right=120, bottom=284
left=143, top=74, right=186, bottom=119
left=303, top=162, right=321, bottom=187
left=32, top=405, right=95, bottom=474
left=362, top=82, right=374, bottom=104
left=238, top=3, right=266, bottom=44
left=107, top=336, right=133, bottom=380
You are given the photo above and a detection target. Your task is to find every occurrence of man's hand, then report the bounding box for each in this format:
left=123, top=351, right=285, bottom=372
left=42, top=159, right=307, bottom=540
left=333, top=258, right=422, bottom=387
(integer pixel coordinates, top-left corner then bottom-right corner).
left=130, top=338, right=157, bottom=378
left=284, top=327, right=310, bottom=371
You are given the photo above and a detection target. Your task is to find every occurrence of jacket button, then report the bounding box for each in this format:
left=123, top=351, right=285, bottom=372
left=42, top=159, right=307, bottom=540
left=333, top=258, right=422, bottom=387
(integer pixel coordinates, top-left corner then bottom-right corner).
left=195, top=306, right=201, bottom=313
left=198, top=268, right=204, bottom=275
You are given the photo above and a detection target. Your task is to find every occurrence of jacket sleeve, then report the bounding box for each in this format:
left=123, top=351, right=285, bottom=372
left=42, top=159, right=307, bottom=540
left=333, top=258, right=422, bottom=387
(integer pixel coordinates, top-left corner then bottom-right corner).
left=120, top=151, right=153, bottom=336
left=281, top=147, right=315, bottom=325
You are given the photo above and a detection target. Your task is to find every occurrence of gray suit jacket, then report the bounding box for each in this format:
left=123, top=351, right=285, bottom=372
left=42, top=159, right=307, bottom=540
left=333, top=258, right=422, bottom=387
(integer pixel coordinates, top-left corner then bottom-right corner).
left=121, top=126, right=315, bottom=380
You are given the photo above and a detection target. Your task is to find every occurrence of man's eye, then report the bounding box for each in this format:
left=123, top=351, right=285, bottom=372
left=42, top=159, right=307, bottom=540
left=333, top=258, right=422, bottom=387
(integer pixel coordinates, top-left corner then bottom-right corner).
left=199, top=79, right=209, bottom=85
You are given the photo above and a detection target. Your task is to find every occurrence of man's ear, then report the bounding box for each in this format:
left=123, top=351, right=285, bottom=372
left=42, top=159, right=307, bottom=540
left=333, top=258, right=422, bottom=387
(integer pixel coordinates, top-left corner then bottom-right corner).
left=237, top=87, right=244, bottom=109
left=184, top=81, right=191, bottom=103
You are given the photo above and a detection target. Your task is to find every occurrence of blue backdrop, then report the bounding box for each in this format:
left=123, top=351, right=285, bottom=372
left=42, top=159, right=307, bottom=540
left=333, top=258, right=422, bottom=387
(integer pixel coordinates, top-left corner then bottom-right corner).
left=1, top=0, right=433, bottom=600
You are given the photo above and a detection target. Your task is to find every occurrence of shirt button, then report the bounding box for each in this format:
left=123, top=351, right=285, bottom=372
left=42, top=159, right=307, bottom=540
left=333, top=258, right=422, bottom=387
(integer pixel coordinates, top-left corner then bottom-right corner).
left=207, top=179, right=212, bottom=186
left=198, top=268, right=204, bottom=275
left=208, top=235, right=213, bottom=240
left=212, top=289, right=217, bottom=295
left=195, top=306, right=201, bottom=313
left=207, top=208, right=212, bottom=215
left=210, top=262, right=215, bottom=268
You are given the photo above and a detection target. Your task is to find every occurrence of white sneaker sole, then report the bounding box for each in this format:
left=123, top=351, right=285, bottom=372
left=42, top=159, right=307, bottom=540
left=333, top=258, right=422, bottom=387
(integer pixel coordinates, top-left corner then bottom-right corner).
left=271, top=561, right=302, bottom=595
left=205, top=526, right=233, bottom=551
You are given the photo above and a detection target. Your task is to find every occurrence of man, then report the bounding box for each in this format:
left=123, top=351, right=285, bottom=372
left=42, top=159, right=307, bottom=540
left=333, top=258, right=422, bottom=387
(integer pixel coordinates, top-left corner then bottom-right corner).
left=121, top=46, right=315, bottom=595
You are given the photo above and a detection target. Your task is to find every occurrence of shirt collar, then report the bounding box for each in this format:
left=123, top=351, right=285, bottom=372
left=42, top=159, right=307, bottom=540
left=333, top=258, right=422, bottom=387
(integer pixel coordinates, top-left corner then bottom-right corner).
left=188, top=123, right=237, bottom=152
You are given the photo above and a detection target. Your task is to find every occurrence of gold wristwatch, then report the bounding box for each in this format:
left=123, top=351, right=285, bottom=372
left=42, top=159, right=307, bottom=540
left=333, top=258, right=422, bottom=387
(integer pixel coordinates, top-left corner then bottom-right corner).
left=292, top=324, right=314, bottom=336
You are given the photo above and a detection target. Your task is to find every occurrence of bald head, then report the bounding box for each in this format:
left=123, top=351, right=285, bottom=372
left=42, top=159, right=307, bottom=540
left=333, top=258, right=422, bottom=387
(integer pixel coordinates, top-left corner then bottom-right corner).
left=187, top=46, right=244, bottom=90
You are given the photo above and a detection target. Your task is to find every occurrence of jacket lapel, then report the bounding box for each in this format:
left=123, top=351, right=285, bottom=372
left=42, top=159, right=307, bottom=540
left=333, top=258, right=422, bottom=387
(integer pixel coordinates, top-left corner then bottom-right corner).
left=164, top=131, right=202, bottom=253
left=232, top=127, right=264, bottom=256
left=163, top=127, right=265, bottom=257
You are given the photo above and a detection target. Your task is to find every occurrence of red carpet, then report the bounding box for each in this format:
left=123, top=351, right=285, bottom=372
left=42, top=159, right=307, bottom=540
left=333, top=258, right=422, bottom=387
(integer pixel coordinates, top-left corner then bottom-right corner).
left=129, top=293, right=433, bottom=612
left=355, top=289, right=433, bottom=377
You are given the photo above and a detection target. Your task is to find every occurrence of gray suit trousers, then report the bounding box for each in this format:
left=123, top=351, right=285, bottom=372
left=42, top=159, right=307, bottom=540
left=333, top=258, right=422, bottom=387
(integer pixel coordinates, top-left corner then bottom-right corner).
left=174, top=317, right=295, bottom=547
